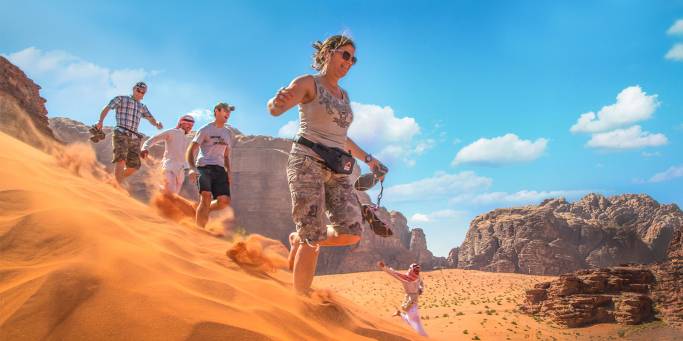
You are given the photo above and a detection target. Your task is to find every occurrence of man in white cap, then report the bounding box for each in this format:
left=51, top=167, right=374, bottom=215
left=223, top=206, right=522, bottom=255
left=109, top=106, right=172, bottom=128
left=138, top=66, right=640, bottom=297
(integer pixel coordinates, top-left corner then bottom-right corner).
left=141, top=114, right=195, bottom=195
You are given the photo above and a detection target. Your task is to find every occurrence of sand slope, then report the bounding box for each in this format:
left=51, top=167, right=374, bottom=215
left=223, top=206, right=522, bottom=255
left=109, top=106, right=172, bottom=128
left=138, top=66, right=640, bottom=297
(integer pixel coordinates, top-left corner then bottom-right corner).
left=0, top=132, right=423, bottom=341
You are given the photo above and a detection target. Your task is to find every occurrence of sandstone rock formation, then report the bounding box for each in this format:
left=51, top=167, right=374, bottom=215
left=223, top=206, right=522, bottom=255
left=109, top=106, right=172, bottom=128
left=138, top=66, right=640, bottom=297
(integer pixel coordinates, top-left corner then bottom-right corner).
left=0, top=56, right=57, bottom=149
left=49, top=117, right=444, bottom=274
left=668, top=228, right=683, bottom=259
left=450, top=194, right=683, bottom=275
left=522, top=260, right=683, bottom=328
left=520, top=266, right=655, bottom=327
left=522, top=226, right=683, bottom=328
left=650, top=259, right=683, bottom=326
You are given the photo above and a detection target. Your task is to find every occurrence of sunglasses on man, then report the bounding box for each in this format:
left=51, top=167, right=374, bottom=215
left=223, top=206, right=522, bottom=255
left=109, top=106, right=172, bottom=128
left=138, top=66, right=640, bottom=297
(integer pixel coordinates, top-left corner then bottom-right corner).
left=333, top=49, right=357, bottom=64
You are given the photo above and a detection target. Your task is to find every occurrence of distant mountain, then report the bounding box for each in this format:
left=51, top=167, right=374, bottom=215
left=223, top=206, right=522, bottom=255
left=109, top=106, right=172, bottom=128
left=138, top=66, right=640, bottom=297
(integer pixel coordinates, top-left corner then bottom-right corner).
left=449, top=193, right=682, bottom=275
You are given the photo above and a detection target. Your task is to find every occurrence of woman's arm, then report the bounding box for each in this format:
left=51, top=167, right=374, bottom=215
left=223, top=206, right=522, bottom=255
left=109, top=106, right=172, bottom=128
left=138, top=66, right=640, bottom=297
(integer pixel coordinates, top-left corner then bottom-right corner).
left=267, top=75, right=315, bottom=116
left=346, top=138, right=388, bottom=178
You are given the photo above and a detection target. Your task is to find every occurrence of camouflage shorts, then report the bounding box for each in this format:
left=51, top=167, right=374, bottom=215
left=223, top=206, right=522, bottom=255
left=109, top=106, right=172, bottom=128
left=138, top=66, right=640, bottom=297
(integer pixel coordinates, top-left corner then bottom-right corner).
left=112, top=130, right=142, bottom=169
left=286, top=153, right=363, bottom=243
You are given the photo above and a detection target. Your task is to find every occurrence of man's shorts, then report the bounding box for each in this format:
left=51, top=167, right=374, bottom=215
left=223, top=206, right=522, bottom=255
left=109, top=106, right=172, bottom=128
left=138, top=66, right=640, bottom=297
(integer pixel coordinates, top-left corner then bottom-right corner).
left=286, top=153, right=363, bottom=243
left=197, top=165, right=230, bottom=199
left=112, top=130, right=142, bottom=169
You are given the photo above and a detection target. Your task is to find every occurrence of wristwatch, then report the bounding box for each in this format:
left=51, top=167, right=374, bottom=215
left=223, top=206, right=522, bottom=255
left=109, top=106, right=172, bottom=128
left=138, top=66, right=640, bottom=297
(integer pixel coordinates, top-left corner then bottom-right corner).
left=364, top=154, right=374, bottom=163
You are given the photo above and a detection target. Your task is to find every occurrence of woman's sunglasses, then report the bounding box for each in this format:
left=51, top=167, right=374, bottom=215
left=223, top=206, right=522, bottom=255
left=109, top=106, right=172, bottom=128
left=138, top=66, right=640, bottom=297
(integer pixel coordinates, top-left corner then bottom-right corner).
left=333, top=50, right=357, bottom=64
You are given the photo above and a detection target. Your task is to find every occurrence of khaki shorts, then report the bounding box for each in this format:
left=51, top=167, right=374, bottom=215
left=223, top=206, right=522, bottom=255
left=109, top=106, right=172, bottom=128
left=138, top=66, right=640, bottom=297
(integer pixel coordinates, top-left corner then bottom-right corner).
left=286, top=153, right=363, bottom=243
left=112, top=130, right=142, bottom=169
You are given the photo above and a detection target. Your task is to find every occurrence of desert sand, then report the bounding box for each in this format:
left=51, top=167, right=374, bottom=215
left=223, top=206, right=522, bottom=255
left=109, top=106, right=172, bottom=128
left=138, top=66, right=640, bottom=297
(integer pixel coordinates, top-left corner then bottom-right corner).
left=318, top=269, right=681, bottom=340
left=0, top=131, right=423, bottom=340
left=1, top=130, right=680, bottom=340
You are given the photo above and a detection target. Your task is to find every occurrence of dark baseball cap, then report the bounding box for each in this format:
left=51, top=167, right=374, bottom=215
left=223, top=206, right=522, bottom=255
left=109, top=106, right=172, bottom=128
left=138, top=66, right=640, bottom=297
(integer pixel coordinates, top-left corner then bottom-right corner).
left=214, top=102, right=235, bottom=112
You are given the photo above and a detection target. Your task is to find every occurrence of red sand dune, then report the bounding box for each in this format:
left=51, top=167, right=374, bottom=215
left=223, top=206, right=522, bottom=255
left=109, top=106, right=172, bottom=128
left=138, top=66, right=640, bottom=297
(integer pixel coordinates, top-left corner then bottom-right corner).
left=0, top=131, right=423, bottom=340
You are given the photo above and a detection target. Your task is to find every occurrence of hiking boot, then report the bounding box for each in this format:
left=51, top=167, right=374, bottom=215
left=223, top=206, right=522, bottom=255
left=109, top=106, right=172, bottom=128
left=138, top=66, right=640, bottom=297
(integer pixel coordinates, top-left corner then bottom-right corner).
left=361, top=204, right=393, bottom=237
left=89, top=125, right=106, bottom=143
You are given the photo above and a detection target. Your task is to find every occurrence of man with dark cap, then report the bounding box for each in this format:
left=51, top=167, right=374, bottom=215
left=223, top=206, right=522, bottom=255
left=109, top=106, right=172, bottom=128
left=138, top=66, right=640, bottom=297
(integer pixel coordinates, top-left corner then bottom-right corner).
left=186, top=102, right=236, bottom=229
left=96, top=81, right=163, bottom=185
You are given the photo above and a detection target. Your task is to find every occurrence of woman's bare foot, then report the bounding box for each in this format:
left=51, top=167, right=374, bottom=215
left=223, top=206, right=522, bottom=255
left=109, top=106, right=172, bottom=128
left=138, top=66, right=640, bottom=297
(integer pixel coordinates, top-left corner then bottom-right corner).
left=288, top=232, right=300, bottom=271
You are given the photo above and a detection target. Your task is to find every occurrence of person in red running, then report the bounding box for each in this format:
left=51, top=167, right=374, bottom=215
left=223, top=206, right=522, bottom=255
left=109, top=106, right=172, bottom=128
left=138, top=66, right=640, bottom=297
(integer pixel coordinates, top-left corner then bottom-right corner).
left=140, top=114, right=195, bottom=195
left=377, top=261, right=427, bottom=336
left=377, top=261, right=424, bottom=315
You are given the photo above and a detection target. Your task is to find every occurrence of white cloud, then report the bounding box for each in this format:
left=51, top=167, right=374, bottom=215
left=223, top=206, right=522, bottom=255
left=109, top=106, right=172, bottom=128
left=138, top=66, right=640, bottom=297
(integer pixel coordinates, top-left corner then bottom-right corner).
left=6, top=47, right=152, bottom=100
left=277, top=120, right=299, bottom=138
left=2, top=47, right=222, bottom=136
left=641, top=151, right=661, bottom=158
left=586, top=125, right=668, bottom=149
left=349, top=102, right=428, bottom=165
left=667, top=19, right=683, bottom=35
left=411, top=213, right=430, bottom=223
left=349, top=102, right=420, bottom=144
left=570, top=86, right=660, bottom=133
left=385, top=171, right=492, bottom=202
left=452, top=133, right=547, bottom=166
left=409, top=209, right=468, bottom=225
left=449, top=190, right=590, bottom=205
left=648, top=165, right=683, bottom=183
left=414, top=139, right=435, bottom=155
left=665, top=43, right=683, bottom=61
left=186, top=108, right=213, bottom=124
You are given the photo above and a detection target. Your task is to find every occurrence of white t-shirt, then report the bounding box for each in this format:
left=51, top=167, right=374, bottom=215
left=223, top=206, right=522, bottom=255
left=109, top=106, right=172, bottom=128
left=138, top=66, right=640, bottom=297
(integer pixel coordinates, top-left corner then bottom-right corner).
left=141, top=128, right=191, bottom=171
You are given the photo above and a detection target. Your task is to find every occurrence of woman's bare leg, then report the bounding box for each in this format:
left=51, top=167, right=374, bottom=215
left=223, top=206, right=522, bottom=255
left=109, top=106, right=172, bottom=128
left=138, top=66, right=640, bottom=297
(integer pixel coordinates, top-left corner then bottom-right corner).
left=293, top=242, right=319, bottom=294
left=288, top=232, right=300, bottom=271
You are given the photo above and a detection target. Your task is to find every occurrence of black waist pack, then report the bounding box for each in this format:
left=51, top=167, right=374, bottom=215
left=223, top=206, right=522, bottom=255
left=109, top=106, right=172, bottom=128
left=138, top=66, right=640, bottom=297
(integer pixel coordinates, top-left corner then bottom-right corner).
left=296, top=136, right=355, bottom=174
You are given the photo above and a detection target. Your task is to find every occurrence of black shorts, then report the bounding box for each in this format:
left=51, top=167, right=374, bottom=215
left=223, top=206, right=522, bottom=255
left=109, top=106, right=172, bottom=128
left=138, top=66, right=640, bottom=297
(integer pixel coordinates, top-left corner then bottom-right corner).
left=197, top=165, right=230, bottom=199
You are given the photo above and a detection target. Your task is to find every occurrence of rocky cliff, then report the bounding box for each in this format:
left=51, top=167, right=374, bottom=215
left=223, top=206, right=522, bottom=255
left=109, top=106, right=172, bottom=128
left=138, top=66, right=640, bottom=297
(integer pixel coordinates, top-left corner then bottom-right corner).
left=668, top=228, right=683, bottom=260
left=450, top=194, right=682, bottom=275
left=521, top=228, right=683, bottom=328
left=49, top=117, right=444, bottom=274
left=0, top=56, right=57, bottom=149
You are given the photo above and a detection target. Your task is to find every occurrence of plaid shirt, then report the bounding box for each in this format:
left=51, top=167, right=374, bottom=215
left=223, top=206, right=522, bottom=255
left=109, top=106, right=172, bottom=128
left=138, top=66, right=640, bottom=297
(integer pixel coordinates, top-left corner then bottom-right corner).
left=108, top=95, right=153, bottom=132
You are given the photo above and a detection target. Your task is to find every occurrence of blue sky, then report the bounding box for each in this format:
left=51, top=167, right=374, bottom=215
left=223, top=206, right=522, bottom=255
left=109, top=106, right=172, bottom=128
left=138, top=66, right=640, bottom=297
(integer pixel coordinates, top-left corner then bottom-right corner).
left=2, top=1, right=682, bottom=256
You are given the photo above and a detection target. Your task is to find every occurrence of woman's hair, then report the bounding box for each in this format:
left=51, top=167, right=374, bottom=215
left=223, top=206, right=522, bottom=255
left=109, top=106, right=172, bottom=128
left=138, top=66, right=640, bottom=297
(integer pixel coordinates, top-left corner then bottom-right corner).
left=311, top=35, right=355, bottom=71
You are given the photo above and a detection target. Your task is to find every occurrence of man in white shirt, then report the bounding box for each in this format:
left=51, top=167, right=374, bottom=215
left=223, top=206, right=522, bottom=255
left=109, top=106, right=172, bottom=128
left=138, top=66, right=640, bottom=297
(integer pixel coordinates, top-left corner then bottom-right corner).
left=140, top=115, right=195, bottom=195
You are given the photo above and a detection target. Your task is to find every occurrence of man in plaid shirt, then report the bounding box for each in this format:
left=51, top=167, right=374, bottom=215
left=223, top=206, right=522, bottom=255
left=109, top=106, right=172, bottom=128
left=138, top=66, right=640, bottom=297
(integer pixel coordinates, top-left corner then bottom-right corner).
left=96, top=81, right=163, bottom=185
